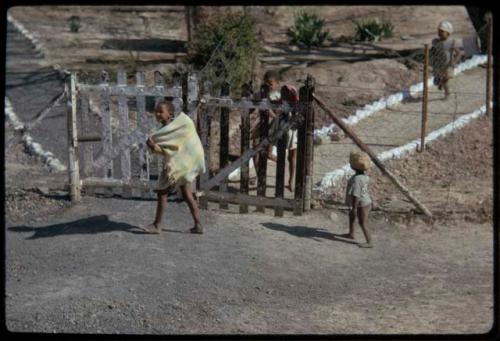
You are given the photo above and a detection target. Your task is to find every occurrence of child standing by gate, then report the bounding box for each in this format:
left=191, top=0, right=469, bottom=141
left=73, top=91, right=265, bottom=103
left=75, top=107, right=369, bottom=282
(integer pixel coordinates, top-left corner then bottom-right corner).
left=141, top=101, right=205, bottom=234
left=343, top=151, right=373, bottom=248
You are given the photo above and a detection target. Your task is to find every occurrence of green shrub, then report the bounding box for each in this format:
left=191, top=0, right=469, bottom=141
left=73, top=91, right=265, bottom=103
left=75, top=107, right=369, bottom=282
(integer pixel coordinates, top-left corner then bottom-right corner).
left=354, top=18, right=394, bottom=42
left=288, top=12, right=330, bottom=49
left=186, top=11, right=261, bottom=93
left=68, top=16, right=81, bottom=33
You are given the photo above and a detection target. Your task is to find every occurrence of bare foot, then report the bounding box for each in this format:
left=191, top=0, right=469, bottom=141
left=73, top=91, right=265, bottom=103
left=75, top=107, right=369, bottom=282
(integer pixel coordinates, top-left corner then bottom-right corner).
left=189, top=225, right=204, bottom=234
left=286, top=183, right=293, bottom=192
left=139, top=223, right=161, bottom=234
left=339, top=233, right=355, bottom=240
left=358, top=242, right=373, bottom=248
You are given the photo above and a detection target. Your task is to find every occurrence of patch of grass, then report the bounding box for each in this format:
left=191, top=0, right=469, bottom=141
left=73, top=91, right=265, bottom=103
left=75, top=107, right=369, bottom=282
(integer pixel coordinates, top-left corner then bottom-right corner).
left=68, top=16, right=81, bottom=33
left=354, top=18, right=394, bottom=42
left=341, top=99, right=358, bottom=107
left=288, top=11, right=331, bottom=50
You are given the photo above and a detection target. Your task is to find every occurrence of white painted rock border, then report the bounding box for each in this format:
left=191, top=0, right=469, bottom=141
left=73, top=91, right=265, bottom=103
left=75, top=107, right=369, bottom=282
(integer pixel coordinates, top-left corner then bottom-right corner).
left=5, top=97, right=67, bottom=173
left=314, top=103, right=489, bottom=194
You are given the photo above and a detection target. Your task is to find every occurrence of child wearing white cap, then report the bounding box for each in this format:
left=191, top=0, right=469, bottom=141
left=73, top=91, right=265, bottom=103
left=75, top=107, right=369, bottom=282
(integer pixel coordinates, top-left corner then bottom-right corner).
left=430, top=20, right=464, bottom=99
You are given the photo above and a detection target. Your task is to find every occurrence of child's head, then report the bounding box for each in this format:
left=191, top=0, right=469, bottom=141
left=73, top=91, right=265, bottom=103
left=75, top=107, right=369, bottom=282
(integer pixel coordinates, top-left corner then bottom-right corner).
left=349, top=151, right=371, bottom=173
left=263, top=70, right=280, bottom=90
left=437, top=21, right=453, bottom=40
left=154, top=101, right=175, bottom=124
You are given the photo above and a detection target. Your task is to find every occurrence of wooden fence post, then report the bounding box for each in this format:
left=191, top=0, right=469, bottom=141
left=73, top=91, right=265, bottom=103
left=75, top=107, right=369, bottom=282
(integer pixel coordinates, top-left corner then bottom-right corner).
left=135, top=71, right=149, bottom=186
left=100, top=70, right=113, bottom=180
left=420, top=44, right=429, bottom=152
left=294, top=87, right=307, bottom=216
left=239, top=88, right=251, bottom=214
left=219, top=81, right=230, bottom=209
left=67, top=72, right=81, bottom=201
left=486, top=15, right=493, bottom=116
left=187, top=72, right=199, bottom=121
left=274, top=111, right=287, bottom=217
left=117, top=70, right=132, bottom=197
left=256, top=106, right=269, bottom=213
left=302, top=75, right=315, bottom=211
left=154, top=71, right=165, bottom=184
left=79, top=87, right=95, bottom=197
left=199, top=81, right=212, bottom=209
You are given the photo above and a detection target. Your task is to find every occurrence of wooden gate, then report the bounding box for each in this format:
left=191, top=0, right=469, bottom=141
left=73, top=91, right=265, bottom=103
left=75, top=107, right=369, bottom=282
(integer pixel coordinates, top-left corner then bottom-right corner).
left=67, top=70, right=316, bottom=216
left=194, top=76, right=316, bottom=216
left=66, top=69, right=191, bottom=200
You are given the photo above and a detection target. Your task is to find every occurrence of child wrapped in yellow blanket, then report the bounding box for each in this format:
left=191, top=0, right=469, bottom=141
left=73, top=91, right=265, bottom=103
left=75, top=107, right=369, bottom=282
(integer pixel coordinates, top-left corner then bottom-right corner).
left=141, top=101, right=205, bottom=235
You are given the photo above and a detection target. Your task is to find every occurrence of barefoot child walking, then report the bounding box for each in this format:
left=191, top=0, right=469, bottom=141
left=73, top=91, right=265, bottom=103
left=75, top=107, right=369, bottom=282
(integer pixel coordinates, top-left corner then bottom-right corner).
left=343, top=151, right=373, bottom=248
left=430, top=20, right=463, bottom=99
left=141, top=101, right=205, bottom=234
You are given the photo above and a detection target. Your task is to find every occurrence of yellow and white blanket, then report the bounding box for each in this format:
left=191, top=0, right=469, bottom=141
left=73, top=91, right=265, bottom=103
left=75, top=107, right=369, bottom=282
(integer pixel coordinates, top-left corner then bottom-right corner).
left=148, top=112, right=205, bottom=190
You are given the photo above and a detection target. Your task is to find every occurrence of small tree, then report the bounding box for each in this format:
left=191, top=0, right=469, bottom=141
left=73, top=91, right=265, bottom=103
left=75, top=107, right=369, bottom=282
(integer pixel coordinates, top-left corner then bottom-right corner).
left=288, top=12, right=331, bottom=50
left=186, top=11, right=261, bottom=93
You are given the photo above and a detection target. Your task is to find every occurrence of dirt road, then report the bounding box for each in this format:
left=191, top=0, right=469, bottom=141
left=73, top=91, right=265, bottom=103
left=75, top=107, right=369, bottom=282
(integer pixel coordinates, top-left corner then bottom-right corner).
left=5, top=194, right=493, bottom=334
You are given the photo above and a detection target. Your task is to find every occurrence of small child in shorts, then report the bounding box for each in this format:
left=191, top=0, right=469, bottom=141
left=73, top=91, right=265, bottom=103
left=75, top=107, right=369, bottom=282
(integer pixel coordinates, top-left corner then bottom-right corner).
left=342, top=151, right=373, bottom=248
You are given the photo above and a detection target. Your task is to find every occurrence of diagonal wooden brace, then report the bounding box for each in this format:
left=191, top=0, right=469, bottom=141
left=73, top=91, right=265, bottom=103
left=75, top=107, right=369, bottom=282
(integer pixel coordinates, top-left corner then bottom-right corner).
left=200, top=114, right=303, bottom=192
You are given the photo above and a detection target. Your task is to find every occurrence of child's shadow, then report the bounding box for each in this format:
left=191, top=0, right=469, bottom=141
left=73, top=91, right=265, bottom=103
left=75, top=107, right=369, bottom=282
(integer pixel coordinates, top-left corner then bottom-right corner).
left=8, top=215, right=143, bottom=240
left=261, top=222, right=358, bottom=245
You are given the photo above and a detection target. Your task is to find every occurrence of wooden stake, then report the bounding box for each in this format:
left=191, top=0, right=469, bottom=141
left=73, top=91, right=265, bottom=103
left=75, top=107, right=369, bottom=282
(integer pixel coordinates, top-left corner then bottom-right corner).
left=313, top=94, right=433, bottom=217
left=419, top=44, right=429, bottom=152
left=68, top=72, right=81, bottom=201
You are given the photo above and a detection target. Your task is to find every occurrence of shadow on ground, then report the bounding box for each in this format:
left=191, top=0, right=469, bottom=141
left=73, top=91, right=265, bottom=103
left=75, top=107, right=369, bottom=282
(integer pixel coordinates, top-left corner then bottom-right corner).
left=261, top=222, right=358, bottom=245
left=8, top=215, right=142, bottom=239
left=101, top=39, right=186, bottom=53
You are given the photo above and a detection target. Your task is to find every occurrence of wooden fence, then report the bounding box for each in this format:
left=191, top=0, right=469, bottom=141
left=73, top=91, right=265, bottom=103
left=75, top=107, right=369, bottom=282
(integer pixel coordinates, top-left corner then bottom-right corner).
left=67, top=70, right=316, bottom=216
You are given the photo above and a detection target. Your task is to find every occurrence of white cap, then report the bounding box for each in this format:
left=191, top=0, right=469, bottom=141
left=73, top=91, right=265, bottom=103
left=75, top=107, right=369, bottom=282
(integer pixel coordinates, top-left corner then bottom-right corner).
left=438, top=21, right=453, bottom=34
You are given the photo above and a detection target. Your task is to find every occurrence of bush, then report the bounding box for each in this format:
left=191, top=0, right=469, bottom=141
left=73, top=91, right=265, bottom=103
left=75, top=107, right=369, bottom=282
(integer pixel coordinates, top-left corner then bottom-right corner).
left=354, top=18, right=394, bottom=42
left=288, top=12, right=330, bottom=49
left=68, top=16, right=81, bottom=33
left=186, top=11, right=261, bottom=93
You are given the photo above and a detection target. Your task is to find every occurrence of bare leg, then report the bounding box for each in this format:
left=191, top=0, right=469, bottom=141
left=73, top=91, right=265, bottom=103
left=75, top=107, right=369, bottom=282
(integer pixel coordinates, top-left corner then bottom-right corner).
left=443, top=79, right=450, bottom=99
left=180, top=184, right=203, bottom=233
left=140, top=189, right=168, bottom=234
left=287, top=148, right=296, bottom=191
left=340, top=209, right=356, bottom=240
left=252, top=138, right=260, bottom=175
left=357, top=204, right=373, bottom=247
left=267, top=145, right=277, bottom=162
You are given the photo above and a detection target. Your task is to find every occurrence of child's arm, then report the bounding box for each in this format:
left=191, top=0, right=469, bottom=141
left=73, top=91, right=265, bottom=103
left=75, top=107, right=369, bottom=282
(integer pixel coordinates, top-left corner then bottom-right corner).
left=351, top=196, right=359, bottom=214
left=451, top=42, right=464, bottom=66
left=146, top=136, right=163, bottom=154
left=349, top=178, right=362, bottom=213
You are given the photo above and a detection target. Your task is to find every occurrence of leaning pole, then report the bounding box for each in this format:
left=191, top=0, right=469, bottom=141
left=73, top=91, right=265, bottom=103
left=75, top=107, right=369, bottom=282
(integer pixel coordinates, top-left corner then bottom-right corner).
left=313, top=94, right=433, bottom=217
